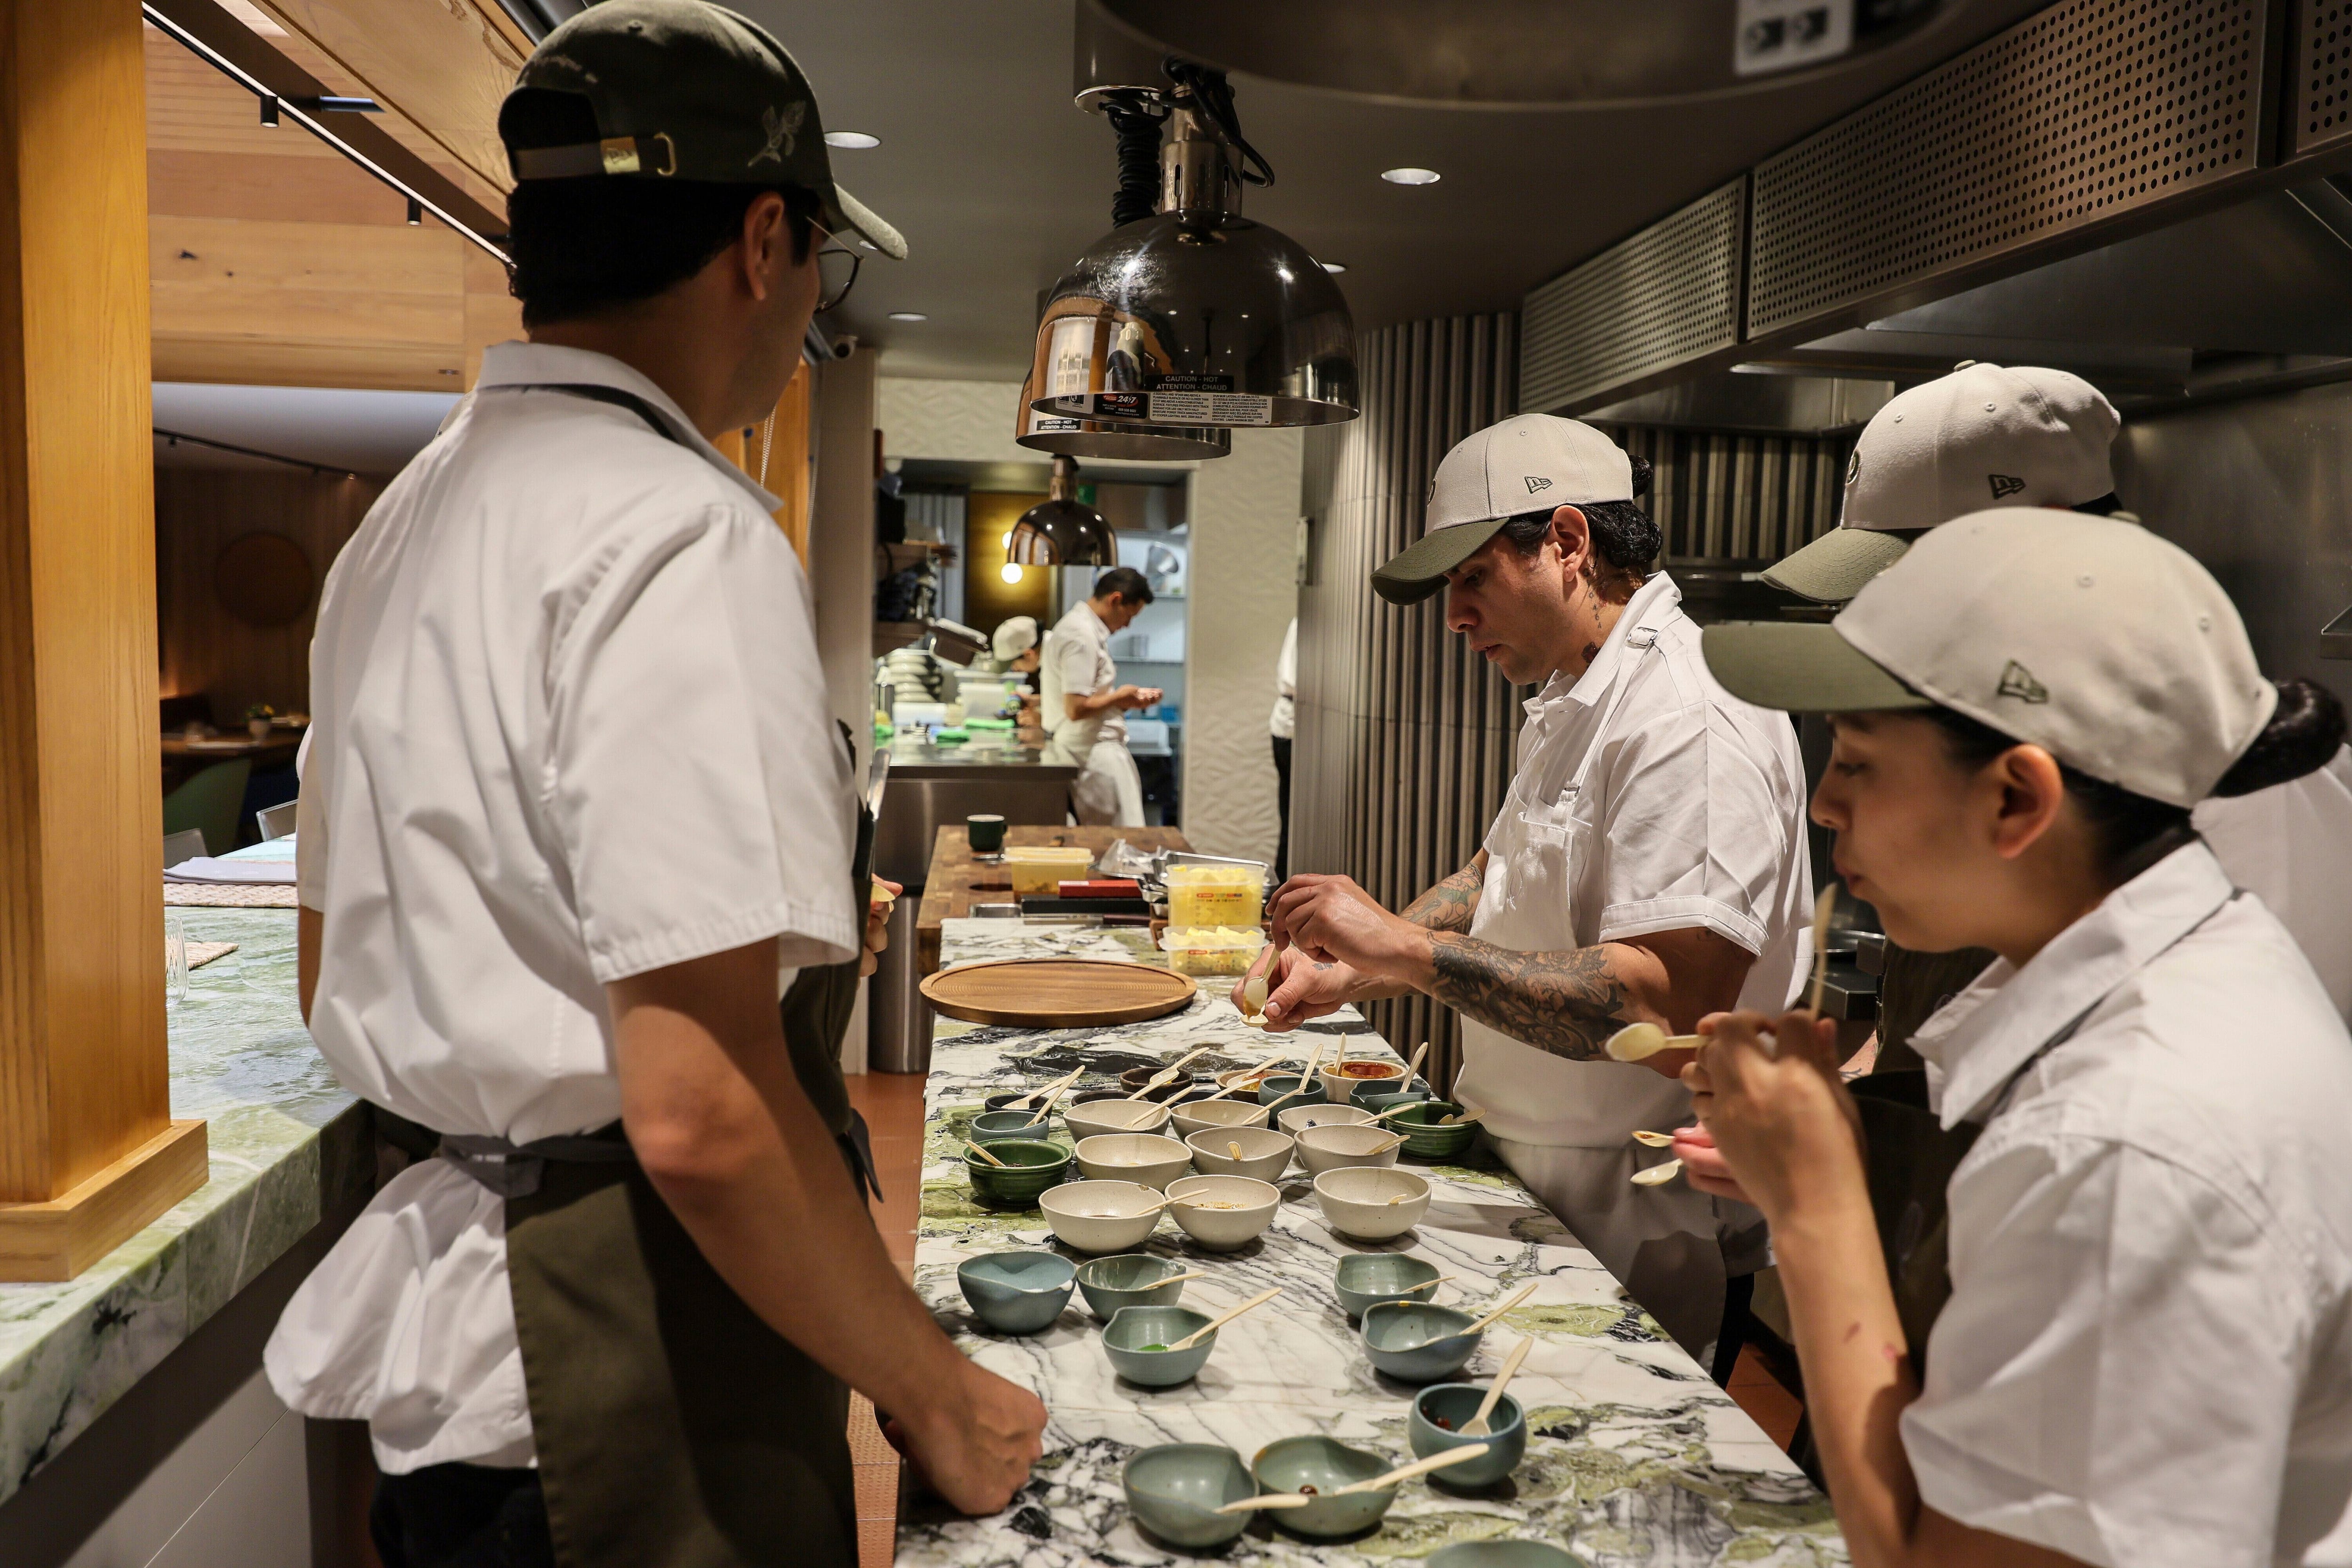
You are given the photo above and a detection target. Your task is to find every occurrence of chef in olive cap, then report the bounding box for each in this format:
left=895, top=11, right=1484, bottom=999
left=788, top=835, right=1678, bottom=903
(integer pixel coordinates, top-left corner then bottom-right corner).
left=265, top=6, right=1045, bottom=1566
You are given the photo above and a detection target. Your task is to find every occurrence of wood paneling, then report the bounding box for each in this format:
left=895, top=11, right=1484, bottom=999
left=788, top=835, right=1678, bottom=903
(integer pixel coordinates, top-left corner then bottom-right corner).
left=712, top=363, right=818, bottom=561
left=155, top=467, right=383, bottom=723
left=0, top=0, right=206, bottom=1272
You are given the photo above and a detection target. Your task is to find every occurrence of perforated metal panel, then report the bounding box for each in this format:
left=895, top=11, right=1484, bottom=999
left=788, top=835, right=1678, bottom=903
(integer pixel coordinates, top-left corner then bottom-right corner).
left=1749, top=0, right=2270, bottom=338
left=1518, top=179, right=1746, bottom=415
left=2290, top=0, right=2352, bottom=157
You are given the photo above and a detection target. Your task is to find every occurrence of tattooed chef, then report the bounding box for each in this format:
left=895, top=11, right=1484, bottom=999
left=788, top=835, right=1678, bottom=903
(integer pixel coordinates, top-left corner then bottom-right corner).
left=1244, top=414, right=1814, bottom=1370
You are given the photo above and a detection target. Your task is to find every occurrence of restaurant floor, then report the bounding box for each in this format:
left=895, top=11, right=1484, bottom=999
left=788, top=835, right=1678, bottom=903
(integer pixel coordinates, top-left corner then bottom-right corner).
left=841, top=1071, right=1806, bottom=1568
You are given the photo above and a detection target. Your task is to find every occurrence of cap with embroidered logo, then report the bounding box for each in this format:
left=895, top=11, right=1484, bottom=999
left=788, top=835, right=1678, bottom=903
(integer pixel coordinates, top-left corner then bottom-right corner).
left=1761, top=363, right=2119, bottom=604
left=498, top=0, right=905, bottom=259
left=1704, top=508, right=2275, bottom=809
left=1371, top=414, right=1633, bottom=605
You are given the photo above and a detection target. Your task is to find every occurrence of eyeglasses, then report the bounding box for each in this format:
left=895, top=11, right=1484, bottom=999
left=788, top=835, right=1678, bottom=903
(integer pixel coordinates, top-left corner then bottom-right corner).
left=813, top=222, right=860, bottom=312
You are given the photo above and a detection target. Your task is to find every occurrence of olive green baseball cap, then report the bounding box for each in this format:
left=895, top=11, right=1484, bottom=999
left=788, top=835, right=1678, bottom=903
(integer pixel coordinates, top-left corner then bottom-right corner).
left=500, top=0, right=906, bottom=260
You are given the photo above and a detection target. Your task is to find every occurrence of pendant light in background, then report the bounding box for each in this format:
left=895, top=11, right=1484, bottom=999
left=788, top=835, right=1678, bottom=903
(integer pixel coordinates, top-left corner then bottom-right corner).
left=1024, top=59, right=1357, bottom=434
left=1008, top=455, right=1119, bottom=568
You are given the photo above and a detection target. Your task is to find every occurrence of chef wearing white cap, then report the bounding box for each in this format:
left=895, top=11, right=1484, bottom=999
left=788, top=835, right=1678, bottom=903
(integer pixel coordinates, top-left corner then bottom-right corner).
left=991, top=614, right=1041, bottom=672
left=1765, top=362, right=2352, bottom=1029
left=1248, top=413, right=1814, bottom=1363
left=1695, top=511, right=2352, bottom=1568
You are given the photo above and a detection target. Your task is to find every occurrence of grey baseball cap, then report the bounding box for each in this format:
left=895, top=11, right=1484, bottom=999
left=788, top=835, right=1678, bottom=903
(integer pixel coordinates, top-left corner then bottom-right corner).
left=1372, top=414, right=1634, bottom=605
left=500, top=0, right=906, bottom=260
left=1763, top=363, right=2118, bottom=604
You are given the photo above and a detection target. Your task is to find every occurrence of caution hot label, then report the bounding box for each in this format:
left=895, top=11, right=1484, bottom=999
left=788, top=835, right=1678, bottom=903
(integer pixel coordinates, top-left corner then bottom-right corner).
left=1149, top=390, right=1273, bottom=426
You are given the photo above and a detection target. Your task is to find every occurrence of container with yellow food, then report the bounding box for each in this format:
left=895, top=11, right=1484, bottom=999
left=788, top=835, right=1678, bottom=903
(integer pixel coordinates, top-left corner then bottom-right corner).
left=1164, top=864, right=1265, bottom=928
left=1158, top=924, right=1267, bottom=976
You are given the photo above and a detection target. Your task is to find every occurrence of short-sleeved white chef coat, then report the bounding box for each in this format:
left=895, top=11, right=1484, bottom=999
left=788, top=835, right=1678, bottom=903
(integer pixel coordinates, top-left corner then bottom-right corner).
left=1041, top=600, right=1124, bottom=750
left=2194, top=742, right=2352, bottom=1020
left=1906, top=841, right=2352, bottom=1568
left=264, top=342, right=859, bottom=1473
left=1454, top=572, right=1816, bottom=1147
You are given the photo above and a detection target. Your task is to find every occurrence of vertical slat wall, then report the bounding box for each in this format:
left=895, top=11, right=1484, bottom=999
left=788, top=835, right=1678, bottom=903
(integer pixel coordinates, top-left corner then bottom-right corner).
left=1293, top=316, right=1523, bottom=1091
left=1617, top=426, right=1854, bottom=564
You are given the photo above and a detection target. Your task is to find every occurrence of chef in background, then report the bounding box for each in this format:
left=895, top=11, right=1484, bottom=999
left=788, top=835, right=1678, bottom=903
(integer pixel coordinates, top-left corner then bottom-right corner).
left=1041, top=567, right=1161, bottom=826
left=1761, top=361, right=2352, bottom=1047
left=1270, top=617, right=1297, bottom=880
left=1245, top=414, right=1814, bottom=1366
left=991, top=614, right=1045, bottom=741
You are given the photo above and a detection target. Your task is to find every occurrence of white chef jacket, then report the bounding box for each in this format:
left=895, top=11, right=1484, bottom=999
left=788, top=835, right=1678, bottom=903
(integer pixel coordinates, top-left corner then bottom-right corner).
left=1454, top=573, right=1815, bottom=1147
left=266, top=342, right=859, bottom=1473
left=1905, top=841, right=2352, bottom=1568
left=1269, top=617, right=1297, bottom=740
left=2194, top=743, right=2352, bottom=1020
left=1041, top=600, right=1144, bottom=826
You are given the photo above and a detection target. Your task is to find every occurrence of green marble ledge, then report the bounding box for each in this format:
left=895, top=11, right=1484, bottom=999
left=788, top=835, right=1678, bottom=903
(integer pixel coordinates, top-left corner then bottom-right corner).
left=0, top=909, right=369, bottom=1506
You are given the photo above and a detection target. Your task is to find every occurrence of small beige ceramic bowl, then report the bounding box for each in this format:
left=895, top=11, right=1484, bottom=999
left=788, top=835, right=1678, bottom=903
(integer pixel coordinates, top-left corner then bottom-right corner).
left=1277, top=1102, right=1376, bottom=1138
left=1074, top=1133, right=1194, bottom=1190
left=1312, top=1166, right=1431, bottom=1241
left=1170, top=1098, right=1267, bottom=1139
left=1183, top=1126, right=1295, bottom=1182
left=1317, top=1060, right=1409, bottom=1104
left=1064, top=1098, right=1174, bottom=1143
left=1294, top=1122, right=1405, bottom=1177
left=1163, top=1175, right=1280, bottom=1250
left=1040, top=1180, right=1168, bottom=1253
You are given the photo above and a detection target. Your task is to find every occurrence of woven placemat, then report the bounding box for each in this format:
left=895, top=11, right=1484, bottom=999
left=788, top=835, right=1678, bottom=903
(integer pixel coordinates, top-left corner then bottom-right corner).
left=187, top=941, right=238, bottom=970
left=165, top=883, right=298, bottom=908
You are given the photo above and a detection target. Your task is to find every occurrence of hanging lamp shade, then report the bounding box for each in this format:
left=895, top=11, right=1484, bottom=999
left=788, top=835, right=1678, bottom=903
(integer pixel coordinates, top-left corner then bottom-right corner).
left=1008, top=456, right=1119, bottom=567
left=1012, top=367, right=1231, bottom=461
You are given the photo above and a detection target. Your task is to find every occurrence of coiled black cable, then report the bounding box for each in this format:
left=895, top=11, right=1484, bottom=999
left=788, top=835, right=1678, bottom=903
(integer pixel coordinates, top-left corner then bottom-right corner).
left=1098, top=89, right=1168, bottom=226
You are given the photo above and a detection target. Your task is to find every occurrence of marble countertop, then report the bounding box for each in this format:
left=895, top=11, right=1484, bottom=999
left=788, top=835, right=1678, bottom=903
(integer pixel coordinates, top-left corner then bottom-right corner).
left=0, top=908, right=367, bottom=1506
left=900, top=919, right=1843, bottom=1566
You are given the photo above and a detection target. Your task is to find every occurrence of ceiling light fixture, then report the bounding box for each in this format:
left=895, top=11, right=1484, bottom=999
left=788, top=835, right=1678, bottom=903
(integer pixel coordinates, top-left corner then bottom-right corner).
left=999, top=563, right=1025, bottom=584
left=887, top=311, right=929, bottom=322
left=1380, top=167, right=1441, bottom=185
left=824, top=131, right=880, bottom=149
left=1007, top=456, right=1118, bottom=569
left=1025, top=62, right=1358, bottom=435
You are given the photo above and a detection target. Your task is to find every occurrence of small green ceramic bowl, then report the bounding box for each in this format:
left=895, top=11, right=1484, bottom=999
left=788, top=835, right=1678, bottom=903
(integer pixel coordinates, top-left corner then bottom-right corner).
left=969, top=1108, right=1056, bottom=1145
left=1102, top=1305, right=1217, bottom=1386
left=1249, top=1434, right=1394, bottom=1538
left=1075, top=1252, right=1191, bottom=1320
left=1408, top=1382, right=1526, bottom=1486
left=1426, top=1543, right=1588, bottom=1568
left=955, top=1251, right=1077, bottom=1335
left=965, top=1139, right=1073, bottom=1210
left=1122, top=1443, right=1255, bottom=1547
left=1255, top=1073, right=1328, bottom=1107
left=1388, top=1099, right=1479, bottom=1161
left=1361, top=1300, right=1482, bottom=1383
left=1332, top=1253, right=1444, bottom=1320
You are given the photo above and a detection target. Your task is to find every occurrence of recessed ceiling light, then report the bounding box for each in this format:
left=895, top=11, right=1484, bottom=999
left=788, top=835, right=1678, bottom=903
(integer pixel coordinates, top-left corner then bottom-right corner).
left=1318, top=260, right=1348, bottom=273
left=1380, top=167, right=1441, bottom=186
left=887, top=311, right=929, bottom=322
left=825, top=131, right=880, bottom=150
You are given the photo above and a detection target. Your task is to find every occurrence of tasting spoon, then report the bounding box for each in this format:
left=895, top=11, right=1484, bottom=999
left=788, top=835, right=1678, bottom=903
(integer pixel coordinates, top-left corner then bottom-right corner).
left=1460, top=1337, right=1533, bottom=1437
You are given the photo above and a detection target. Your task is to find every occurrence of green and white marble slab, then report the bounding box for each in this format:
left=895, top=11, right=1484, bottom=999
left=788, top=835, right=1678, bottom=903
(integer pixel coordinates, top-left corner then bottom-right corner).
left=896, top=918, right=1844, bottom=1567
left=0, top=908, right=367, bottom=1504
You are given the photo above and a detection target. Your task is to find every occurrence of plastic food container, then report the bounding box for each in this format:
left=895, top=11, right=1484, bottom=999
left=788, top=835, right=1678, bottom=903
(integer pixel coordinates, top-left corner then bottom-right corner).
left=1005, top=846, right=1095, bottom=895
left=1164, top=864, right=1266, bottom=927
left=1157, top=925, right=1266, bottom=976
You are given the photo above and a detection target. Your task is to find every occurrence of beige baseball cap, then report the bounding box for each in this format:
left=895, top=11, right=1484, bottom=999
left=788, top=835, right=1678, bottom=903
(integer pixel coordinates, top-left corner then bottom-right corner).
left=1372, top=414, right=1632, bottom=605
left=1762, top=363, right=2120, bottom=604
left=1706, top=509, right=2275, bottom=809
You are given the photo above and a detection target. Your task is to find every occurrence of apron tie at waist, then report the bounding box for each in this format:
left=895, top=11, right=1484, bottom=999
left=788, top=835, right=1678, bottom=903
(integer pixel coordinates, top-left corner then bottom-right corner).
left=437, top=1126, right=635, bottom=1200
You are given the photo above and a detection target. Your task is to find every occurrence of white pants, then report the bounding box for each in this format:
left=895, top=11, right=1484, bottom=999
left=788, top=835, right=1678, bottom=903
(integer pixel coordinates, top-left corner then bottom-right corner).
left=1066, top=739, right=1144, bottom=827
left=1489, top=1135, right=1761, bottom=1366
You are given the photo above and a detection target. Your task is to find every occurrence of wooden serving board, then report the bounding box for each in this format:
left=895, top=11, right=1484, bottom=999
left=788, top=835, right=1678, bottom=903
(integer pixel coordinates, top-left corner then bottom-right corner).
left=920, top=958, right=1196, bottom=1027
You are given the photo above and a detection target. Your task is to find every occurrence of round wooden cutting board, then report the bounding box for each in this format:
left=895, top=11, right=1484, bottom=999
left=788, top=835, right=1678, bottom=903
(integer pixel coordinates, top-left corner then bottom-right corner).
left=920, top=959, right=1197, bottom=1027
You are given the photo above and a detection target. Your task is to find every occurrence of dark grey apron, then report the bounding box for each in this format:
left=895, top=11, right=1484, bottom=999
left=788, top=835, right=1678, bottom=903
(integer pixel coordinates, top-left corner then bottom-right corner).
left=391, top=382, right=879, bottom=1567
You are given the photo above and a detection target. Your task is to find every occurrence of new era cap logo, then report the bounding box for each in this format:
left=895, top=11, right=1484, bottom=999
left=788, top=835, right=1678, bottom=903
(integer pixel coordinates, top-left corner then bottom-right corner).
left=1524, top=475, right=1552, bottom=494
left=1988, top=473, right=2026, bottom=501
left=1996, top=660, right=2049, bottom=703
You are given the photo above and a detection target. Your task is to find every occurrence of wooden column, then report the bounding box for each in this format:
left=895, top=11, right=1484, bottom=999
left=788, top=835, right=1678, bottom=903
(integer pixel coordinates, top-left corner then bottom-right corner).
left=0, top=0, right=206, bottom=1280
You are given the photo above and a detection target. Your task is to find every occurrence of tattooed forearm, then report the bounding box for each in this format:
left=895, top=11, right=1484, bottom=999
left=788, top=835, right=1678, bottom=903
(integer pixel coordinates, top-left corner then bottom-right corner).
left=1401, top=859, right=1484, bottom=934
left=1424, top=936, right=1631, bottom=1060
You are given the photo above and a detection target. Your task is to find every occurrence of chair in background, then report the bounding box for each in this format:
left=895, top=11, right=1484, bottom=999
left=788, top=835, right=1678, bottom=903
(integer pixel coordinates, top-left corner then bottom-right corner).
left=256, top=801, right=298, bottom=841
left=162, top=829, right=207, bottom=869
left=161, top=759, right=250, bottom=858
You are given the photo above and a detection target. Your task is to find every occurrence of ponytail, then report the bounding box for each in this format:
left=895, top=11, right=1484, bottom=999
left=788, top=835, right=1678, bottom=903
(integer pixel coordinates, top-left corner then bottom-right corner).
left=2213, top=680, right=2348, bottom=797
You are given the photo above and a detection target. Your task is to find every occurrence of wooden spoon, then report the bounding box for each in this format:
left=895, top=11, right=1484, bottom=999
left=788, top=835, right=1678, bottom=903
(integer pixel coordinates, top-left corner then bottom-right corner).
left=1630, top=1129, right=1676, bottom=1148
left=1227, top=1141, right=1246, bottom=1161
left=1396, top=1275, right=1456, bottom=1296
left=1164, top=1286, right=1283, bottom=1351
left=1017, top=1065, right=1085, bottom=1110
left=1630, top=1159, right=1683, bottom=1186
left=1125, top=1044, right=1215, bottom=1100
left=964, top=1141, right=1008, bottom=1168
left=1327, top=1444, right=1496, bottom=1496
left=1460, top=1337, right=1533, bottom=1437
left=1438, top=1104, right=1486, bottom=1127
left=1604, top=1023, right=1700, bottom=1062
left=1260, top=1042, right=1326, bottom=1114
left=1804, top=883, right=1838, bottom=1018
left=1457, top=1282, right=1537, bottom=1337
left=1212, top=1493, right=1315, bottom=1514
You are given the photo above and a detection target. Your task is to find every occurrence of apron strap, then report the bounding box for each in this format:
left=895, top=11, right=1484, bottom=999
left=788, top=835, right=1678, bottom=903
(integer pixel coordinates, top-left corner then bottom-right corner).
left=435, top=1124, right=635, bottom=1200
left=495, top=382, right=681, bottom=444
